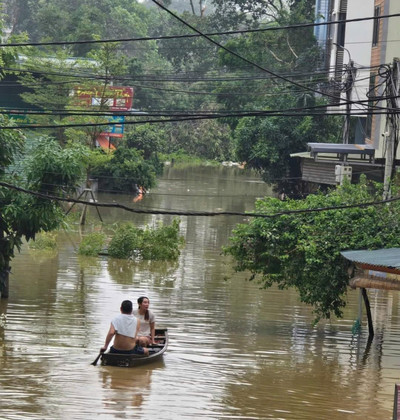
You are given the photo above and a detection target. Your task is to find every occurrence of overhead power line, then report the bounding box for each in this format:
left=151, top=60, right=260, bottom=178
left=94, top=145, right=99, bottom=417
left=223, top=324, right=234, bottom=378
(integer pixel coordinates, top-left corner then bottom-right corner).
left=1, top=13, right=399, bottom=48
left=1, top=180, right=400, bottom=218
left=1, top=94, right=398, bottom=119
left=149, top=0, right=376, bottom=107
left=1, top=109, right=399, bottom=131
left=2, top=63, right=379, bottom=82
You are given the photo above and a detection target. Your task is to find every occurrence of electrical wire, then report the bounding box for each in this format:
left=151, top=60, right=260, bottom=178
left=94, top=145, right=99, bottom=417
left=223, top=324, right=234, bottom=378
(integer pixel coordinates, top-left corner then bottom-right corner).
left=1, top=180, right=400, bottom=218
left=2, top=109, right=399, bottom=131
left=1, top=12, right=400, bottom=48
left=1, top=94, right=398, bottom=119
left=2, top=63, right=377, bottom=83
left=149, top=0, right=387, bottom=108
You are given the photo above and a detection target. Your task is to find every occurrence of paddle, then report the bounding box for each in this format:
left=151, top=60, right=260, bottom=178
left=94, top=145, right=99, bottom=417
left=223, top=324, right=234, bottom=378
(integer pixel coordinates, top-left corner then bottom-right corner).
left=91, top=351, right=103, bottom=366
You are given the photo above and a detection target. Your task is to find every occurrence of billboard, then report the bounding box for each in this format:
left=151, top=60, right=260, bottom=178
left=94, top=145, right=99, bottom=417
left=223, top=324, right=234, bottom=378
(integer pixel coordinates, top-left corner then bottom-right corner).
left=102, top=115, right=125, bottom=138
left=72, top=86, right=134, bottom=111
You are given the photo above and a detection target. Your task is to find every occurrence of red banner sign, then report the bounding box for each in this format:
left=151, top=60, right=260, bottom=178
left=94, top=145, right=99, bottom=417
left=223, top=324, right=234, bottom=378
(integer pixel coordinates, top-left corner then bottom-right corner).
left=72, top=86, right=134, bottom=111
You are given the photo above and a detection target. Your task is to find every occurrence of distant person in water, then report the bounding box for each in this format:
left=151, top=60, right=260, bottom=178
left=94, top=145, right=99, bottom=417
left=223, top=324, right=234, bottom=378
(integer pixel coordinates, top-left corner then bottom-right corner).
left=100, top=300, right=148, bottom=355
left=133, top=296, right=156, bottom=347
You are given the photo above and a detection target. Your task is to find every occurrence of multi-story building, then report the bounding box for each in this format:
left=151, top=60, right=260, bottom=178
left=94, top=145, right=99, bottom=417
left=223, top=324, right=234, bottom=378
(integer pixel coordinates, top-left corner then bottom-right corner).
left=294, top=0, right=400, bottom=186
left=367, top=0, right=400, bottom=156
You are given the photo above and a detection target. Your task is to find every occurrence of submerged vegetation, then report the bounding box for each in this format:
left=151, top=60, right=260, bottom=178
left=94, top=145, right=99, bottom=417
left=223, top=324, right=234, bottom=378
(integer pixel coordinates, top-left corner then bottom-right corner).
left=78, top=219, right=184, bottom=261
left=78, top=232, right=107, bottom=257
left=28, top=231, right=58, bottom=250
left=108, top=219, right=184, bottom=261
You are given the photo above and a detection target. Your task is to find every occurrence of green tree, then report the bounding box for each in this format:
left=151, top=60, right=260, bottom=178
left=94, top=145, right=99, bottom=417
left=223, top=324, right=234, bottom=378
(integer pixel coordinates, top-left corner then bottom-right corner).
left=213, top=0, right=340, bottom=192
left=65, top=41, right=127, bottom=150
left=234, top=93, right=341, bottom=192
left=166, top=118, right=233, bottom=161
left=124, top=123, right=168, bottom=160
left=4, top=0, right=158, bottom=55
left=16, top=43, right=127, bottom=149
left=211, top=0, right=286, bottom=27
left=90, top=146, right=158, bottom=193
left=16, top=49, right=82, bottom=144
left=224, top=177, right=400, bottom=322
left=0, top=125, right=87, bottom=298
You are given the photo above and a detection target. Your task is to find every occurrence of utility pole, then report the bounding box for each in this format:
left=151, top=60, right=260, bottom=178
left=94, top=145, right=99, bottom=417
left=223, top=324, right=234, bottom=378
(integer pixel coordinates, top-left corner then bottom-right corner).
left=383, top=58, right=400, bottom=200
left=342, top=60, right=357, bottom=144
left=335, top=60, right=356, bottom=186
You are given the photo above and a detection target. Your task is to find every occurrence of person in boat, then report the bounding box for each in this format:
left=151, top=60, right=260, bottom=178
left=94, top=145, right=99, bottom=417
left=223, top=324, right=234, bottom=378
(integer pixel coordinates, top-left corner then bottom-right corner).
left=100, top=300, right=149, bottom=355
left=133, top=296, right=156, bottom=347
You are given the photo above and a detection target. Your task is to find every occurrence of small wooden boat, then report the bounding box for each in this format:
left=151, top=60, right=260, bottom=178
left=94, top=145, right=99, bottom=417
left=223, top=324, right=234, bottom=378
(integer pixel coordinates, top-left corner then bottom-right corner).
left=100, top=328, right=168, bottom=368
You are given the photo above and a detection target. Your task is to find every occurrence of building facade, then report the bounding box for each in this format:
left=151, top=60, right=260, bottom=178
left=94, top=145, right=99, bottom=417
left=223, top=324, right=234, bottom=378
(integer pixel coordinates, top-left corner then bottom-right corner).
left=294, top=0, right=400, bottom=186
left=367, top=0, right=400, bottom=158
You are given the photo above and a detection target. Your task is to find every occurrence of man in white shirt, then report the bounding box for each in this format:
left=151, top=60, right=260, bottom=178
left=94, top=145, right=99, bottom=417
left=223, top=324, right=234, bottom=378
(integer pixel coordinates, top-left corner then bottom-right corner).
left=100, top=300, right=148, bottom=355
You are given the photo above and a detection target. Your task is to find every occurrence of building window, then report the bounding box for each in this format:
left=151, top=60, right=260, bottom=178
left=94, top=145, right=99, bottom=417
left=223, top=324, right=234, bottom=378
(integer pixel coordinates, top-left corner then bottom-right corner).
left=337, top=12, right=346, bottom=47
left=372, top=6, right=380, bottom=46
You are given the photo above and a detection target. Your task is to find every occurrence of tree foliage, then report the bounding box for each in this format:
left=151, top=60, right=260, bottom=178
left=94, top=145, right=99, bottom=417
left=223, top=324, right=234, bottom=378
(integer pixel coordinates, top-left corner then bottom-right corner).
left=3, top=0, right=333, bottom=174
left=166, top=119, right=233, bottom=161
left=108, top=219, right=184, bottom=261
left=0, top=123, right=86, bottom=293
left=213, top=0, right=341, bottom=191
left=234, top=94, right=342, bottom=190
left=89, top=146, right=158, bottom=193
left=224, top=177, right=400, bottom=322
left=124, top=123, right=168, bottom=160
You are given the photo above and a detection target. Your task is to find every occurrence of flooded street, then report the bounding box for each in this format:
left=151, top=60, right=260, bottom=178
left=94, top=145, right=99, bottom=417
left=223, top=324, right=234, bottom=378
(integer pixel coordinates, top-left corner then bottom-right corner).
left=1, top=165, right=400, bottom=419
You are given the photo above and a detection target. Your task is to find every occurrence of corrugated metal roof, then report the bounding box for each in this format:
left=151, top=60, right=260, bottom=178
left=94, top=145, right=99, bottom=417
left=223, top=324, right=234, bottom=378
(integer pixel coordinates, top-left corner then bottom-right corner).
left=307, top=143, right=375, bottom=155
left=341, top=248, right=400, bottom=269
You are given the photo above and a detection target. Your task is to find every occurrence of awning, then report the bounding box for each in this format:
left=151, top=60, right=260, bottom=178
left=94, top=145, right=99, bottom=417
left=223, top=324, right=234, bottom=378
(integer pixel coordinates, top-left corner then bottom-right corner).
left=341, top=248, right=400, bottom=274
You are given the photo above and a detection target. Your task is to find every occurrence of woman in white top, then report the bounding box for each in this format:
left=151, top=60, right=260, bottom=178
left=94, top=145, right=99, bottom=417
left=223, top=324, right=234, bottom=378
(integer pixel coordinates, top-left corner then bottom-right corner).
left=133, top=296, right=156, bottom=347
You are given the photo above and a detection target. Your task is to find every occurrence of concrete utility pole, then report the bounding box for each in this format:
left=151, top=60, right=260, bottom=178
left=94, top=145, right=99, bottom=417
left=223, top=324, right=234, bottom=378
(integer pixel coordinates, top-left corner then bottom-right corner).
left=334, top=60, right=356, bottom=186
left=342, top=60, right=357, bottom=144
left=383, top=58, right=400, bottom=200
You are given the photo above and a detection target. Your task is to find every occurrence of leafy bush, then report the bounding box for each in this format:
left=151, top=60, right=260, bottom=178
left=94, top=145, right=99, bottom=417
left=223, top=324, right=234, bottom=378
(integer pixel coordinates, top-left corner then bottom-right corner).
left=124, top=123, right=168, bottom=161
left=108, top=223, right=143, bottom=259
left=108, top=219, right=183, bottom=261
left=140, top=219, right=184, bottom=260
left=78, top=232, right=107, bottom=256
left=29, top=231, right=57, bottom=250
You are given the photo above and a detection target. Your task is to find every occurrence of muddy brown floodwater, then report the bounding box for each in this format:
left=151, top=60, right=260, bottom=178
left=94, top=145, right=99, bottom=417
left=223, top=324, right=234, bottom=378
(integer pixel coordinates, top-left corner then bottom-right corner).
left=1, top=165, right=400, bottom=419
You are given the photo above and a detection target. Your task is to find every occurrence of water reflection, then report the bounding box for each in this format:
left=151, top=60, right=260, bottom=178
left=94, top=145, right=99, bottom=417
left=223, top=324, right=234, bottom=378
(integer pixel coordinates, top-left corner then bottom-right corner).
left=107, top=258, right=179, bottom=286
left=100, top=364, right=162, bottom=416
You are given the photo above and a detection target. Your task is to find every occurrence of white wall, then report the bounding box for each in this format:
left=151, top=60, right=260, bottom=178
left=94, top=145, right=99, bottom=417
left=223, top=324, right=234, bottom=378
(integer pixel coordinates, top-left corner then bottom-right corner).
left=376, top=0, right=400, bottom=158
left=344, top=0, right=374, bottom=109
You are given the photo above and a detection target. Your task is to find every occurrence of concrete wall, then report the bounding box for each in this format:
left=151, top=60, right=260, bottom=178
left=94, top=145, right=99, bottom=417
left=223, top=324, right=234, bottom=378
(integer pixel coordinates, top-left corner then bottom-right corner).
left=372, top=0, right=400, bottom=158
left=345, top=0, right=374, bottom=108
